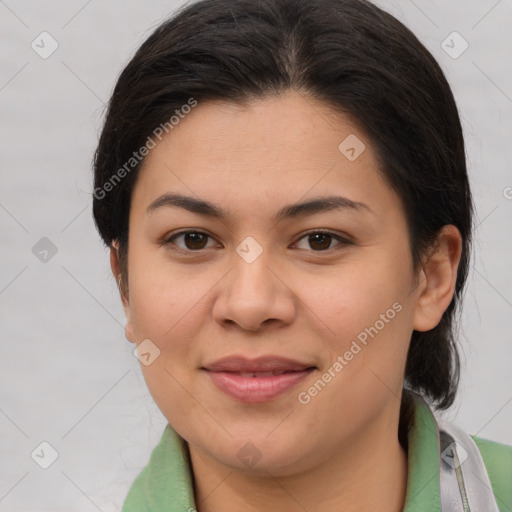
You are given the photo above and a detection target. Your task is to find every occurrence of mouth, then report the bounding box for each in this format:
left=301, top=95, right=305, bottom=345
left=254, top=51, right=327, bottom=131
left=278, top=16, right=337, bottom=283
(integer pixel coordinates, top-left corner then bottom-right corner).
left=201, top=355, right=317, bottom=403
left=223, top=370, right=311, bottom=377
left=202, top=355, right=315, bottom=373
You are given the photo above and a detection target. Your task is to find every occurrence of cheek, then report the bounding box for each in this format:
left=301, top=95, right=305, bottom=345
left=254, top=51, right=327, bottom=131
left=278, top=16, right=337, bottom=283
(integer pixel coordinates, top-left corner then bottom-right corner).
left=128, top=268, right=209, bottom=429
left=127, top=241, right=209, bottom=340
left=312, top=252, right=414, bottom=398
left=316, top=256, right=409, bottom=338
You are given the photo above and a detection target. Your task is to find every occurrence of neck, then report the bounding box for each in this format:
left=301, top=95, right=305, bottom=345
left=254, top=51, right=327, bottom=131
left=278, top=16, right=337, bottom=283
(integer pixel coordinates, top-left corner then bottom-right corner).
left=188, top=403, right=409, bottom=512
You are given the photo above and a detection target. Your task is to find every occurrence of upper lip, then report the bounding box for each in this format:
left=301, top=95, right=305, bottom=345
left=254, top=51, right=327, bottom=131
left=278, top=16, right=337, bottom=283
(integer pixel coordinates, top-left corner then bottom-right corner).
left=202, top=355, right=316, bottom=373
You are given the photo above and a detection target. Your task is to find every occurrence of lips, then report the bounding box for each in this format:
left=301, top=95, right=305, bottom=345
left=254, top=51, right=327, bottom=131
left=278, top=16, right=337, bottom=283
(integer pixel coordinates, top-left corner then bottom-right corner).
left=235, top=371, right=298, bottom=377
left=202, top=355, right=314, bottom=373
left=201, top=355, right=316, bottom=403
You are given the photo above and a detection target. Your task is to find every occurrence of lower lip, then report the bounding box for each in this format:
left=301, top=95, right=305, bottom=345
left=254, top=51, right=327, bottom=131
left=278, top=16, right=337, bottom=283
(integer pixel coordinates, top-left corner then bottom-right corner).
left=203, top=369, right=315, bottom=403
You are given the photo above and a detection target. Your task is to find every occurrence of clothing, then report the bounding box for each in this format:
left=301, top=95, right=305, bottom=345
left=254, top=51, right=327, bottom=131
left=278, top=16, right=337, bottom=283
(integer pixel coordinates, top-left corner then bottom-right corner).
left=122, top=393, right=512, bottom=511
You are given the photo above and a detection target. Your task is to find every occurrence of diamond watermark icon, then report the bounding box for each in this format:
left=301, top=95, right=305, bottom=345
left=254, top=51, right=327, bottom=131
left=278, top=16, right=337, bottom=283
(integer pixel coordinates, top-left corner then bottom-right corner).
left=441, top=32, right=469, bottom=59
left=441, top=441, right=469, bottom=469
left=338, top=134, right=366, bottom=161
left=237, top=442, right=262, bottom=468
left=133, top=338, right=161, bottom=366
left=31, top=31, right=59, bottom=59
left=31, top=441, right=59, bottom=469
left=236, top=236, right=263, bottom=264
left=32, top=237, right=58, bottom=263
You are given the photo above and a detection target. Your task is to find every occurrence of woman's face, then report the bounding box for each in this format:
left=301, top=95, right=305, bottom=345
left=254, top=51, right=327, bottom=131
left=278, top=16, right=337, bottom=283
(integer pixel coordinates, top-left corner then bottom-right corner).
left=119, top=91, right=426, bottom=475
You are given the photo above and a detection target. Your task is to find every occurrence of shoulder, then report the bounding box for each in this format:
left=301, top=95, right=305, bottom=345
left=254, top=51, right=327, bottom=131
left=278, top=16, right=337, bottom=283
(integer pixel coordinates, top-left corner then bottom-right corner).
left=120, top=425, right=171, bottom=512
left=471, top=435, right=512, bottom=511
left=121, top=424, right=196, bottom=511
left=121, top=463, right=151, bottom=512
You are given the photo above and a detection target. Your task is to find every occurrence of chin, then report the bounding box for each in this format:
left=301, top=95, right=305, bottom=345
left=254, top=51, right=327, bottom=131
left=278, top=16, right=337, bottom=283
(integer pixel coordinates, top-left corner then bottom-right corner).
left=216, top=434, right=315, bottom=476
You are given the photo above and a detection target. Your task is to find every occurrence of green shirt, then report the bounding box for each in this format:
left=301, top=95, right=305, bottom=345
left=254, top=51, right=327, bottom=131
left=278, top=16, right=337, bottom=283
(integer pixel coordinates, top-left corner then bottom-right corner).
left=122, top=396, right=512, bottom=511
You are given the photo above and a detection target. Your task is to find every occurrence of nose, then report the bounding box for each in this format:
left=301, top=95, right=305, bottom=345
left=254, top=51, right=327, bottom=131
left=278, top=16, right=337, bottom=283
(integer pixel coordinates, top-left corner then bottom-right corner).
left=212, top=246, right=296, bottom=332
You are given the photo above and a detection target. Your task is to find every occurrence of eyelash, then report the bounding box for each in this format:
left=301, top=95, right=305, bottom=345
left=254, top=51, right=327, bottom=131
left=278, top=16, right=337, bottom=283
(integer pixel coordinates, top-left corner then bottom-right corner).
left=160, top=229, right=352, bottom=254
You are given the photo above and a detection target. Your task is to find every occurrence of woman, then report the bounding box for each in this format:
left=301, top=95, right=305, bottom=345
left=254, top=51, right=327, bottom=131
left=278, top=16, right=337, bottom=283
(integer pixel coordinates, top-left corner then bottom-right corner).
left=92, top=0, right=511, bottom=510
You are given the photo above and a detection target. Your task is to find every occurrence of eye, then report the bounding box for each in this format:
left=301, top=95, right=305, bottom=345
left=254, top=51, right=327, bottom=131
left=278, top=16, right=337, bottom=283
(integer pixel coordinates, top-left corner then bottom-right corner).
left=162, top=230, right=216, bottom=251
left=294, top=230, right=351, bottom=252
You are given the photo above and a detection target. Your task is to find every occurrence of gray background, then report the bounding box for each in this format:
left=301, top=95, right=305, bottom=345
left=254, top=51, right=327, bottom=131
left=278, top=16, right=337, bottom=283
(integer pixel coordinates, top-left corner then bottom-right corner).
left=1, top=0, right=511, bottom=510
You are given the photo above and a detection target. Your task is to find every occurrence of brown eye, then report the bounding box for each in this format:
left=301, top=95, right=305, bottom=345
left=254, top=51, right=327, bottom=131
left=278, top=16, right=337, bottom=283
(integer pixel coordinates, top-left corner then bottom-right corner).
left=164, top=231, right=214, bottom=251
left=307, top=233, right=332, bottom=251
left=295, top=231, right=351, bottom=252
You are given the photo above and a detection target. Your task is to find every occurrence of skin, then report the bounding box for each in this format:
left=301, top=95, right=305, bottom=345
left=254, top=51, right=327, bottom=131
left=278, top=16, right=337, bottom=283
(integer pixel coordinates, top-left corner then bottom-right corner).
left=110, top=90, right=462, bottom=512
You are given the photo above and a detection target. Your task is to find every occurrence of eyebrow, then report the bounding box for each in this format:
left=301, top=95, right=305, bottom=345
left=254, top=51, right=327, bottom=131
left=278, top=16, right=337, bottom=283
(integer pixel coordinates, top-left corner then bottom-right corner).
left=146, top=192, right=372, bottom=222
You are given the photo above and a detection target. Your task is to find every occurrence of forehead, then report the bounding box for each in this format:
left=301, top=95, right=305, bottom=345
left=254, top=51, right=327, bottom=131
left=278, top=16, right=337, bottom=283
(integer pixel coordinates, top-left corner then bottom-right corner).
left=130, top=91, right=401, bottom=223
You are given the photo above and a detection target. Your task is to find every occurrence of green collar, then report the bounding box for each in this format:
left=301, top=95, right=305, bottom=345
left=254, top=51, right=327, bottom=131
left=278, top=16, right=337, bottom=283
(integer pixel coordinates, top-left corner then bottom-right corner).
left=122, top=394, right=443, bottom=511
left=403, top=394, right=442, bottom=511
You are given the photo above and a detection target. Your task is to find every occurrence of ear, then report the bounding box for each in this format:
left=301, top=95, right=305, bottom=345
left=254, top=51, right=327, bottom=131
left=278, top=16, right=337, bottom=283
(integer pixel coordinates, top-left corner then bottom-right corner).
left=412, top=225, right=463, bottom=332
left=110, top=241, right=136, bottom=343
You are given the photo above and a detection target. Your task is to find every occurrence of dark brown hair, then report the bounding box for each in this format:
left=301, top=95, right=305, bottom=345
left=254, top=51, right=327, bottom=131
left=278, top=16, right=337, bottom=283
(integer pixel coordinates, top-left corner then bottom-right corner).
left=92, top=0, right=473, bottom=421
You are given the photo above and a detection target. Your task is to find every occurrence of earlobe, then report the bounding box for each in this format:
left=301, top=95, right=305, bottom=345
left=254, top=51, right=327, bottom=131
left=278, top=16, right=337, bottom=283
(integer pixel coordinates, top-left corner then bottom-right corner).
left=109, top=241, right=136, bottom=344
left=412, top=225, right=463, bottom=332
